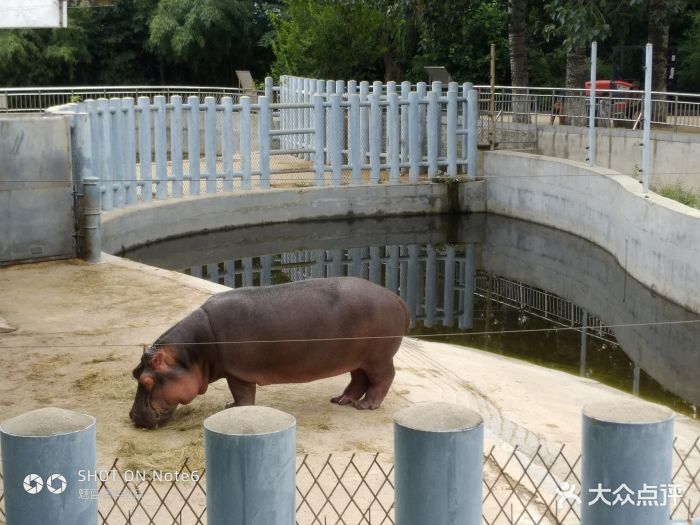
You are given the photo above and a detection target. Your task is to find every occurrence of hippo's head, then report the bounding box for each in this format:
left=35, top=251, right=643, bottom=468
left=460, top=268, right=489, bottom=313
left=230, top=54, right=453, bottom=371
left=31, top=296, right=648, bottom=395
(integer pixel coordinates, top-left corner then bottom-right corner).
left=129, top=345, right=201, bottom=429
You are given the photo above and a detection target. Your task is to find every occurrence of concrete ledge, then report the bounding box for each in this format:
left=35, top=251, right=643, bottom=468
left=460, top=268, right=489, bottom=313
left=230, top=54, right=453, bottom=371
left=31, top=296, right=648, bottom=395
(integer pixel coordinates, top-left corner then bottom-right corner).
left=484, top=150, right=700, bottom=313
left=101, top=181, right=486, bottom=253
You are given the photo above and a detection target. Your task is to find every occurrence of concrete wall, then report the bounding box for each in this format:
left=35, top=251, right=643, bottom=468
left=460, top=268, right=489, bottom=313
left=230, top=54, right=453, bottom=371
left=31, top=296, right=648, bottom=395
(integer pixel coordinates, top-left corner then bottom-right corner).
left=535, top=124, right=700, bottom=192
left=0, top=115, right=75, bottom=265
left=101, top=181, right=487, bottom=253
left=481, top=214, right=700, bottom=406
left=484, top=150, right=700, bottom=313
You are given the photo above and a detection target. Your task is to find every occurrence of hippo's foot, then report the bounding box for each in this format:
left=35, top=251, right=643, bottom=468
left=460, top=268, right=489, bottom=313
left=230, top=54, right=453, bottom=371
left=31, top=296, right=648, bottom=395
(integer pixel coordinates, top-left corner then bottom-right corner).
left=354, top=397, right=382, bottom=410
left=330, top=394, right=359, bottom=406
left=225, top=399, right=255, bottom=409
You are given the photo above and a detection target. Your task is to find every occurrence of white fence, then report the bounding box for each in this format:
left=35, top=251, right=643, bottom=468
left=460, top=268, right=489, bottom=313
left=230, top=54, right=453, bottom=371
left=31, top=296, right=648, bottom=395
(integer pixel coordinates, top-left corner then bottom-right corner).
left=54, top=76, right=479, bottom=211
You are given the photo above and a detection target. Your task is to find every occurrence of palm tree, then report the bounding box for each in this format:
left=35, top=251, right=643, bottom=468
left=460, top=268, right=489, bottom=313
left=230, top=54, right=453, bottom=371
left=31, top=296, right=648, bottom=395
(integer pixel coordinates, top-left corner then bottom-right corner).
left=508, top=0, right=530, bottom=123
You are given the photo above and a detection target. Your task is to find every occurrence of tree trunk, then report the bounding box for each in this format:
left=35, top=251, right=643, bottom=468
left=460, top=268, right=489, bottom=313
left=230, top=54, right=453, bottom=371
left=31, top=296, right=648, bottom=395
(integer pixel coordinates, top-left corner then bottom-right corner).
left=648, top=0, right=671, bottom=123
left=565, top=46, right=587, bottom=126
left=508, top=0, right=530, bottom=123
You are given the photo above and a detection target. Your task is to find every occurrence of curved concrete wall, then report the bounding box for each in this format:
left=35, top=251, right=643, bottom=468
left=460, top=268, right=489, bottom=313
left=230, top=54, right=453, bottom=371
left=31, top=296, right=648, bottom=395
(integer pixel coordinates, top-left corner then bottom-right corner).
left=101, top=182, right=486, bottom=254
left=484, top=150, right=700, bottom=313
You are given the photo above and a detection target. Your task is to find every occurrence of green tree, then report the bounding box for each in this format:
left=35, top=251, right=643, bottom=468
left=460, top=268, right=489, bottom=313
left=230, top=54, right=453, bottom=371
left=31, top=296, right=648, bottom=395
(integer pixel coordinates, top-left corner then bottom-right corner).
left=149, top=0, right=274, bottom=84
left=269, top=0, right=396, bottom=81
left=408, top=0, right=509, bottom=83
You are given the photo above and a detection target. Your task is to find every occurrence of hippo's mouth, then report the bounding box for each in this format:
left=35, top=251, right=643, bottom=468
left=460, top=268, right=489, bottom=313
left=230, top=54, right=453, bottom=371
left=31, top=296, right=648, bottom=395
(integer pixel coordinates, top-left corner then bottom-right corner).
left=130, top=404, right=176, bottom=429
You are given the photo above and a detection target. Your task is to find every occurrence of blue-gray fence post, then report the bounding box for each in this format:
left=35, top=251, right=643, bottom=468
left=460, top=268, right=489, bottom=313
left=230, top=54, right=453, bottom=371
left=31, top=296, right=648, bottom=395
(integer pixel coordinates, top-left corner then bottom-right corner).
left=154, top=95, right=168, bottom=199
left=187, top=95, right=200, bottom=196
left=109, top=98, right=125, bottom=207
left=264, top=76, right=273, bottom=101
left=388, top=91, right=400, bottom=183
left=138, top=96, right=152, bottom=202
left=467, top=87, right=478, bottom=179
left=447, top=83, right=458, bottom=177
left=169, top=95, right=183, bottom=198
left=304, top=78, right=312, bottom=160
left=82, top=176, right=101, bottom=263
left=431, top=81, right=443, bottom=158
left=416, top=82, right=427, bottom=160
left=240, top=96, right=252, bottom=190
left=123, top=98, right=138, bottom=205
left=330, top=94, right=343, bottom=186
left=349, top=93, right=362, bottom=184
left=460, top=83, right=469, bottom=174
left=408, top=91, right=420, bottom=182
left=205, top=406, right=296, bottom=525
left=370, top=81, right=382, bottom=184
left=400, top=81, right=411, bottom=169
left=259, top=95, right=271, bottom=189
left=325, top=80, right=335, bottom=160
left=386, top=81, right=396, bottom=160
left=222, top=96, right=234, bottom=192
left=395, top=402, right=483, bottom=525
left=1, top=408, right=97, bottom=525
left=313, top=93, right=325, bottom=186
left=359, top=81, right=370, bottom=168
left=97, top=98, right=113, bottom=211
left=427, top=90, right=439, bottom=177
left=204, top=96, right=217, bottom=194
left=581, top=401, right=674, bottom=525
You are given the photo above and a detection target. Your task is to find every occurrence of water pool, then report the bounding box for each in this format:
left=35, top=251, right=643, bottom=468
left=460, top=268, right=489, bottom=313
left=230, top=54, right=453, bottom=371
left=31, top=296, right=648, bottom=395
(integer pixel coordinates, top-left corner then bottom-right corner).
left=123, top=213, right=700, bottom=417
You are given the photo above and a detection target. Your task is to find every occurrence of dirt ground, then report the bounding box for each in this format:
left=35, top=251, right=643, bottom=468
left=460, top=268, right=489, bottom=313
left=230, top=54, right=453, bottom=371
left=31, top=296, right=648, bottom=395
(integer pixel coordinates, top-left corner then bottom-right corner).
left=1, top=255, right=699, bottom=476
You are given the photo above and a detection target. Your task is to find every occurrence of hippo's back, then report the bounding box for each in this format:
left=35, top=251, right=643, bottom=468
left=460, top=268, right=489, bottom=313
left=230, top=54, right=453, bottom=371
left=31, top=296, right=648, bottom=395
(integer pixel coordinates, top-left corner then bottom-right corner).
left=202, top=277, right=408, bottom=342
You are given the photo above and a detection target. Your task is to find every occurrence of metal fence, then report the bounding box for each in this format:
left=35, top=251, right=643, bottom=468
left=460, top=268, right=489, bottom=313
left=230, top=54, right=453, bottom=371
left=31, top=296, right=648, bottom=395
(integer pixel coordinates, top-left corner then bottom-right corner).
left=1, top=438, right=698, bottom=524
left=472, top=85, right=700, bottom=146
left=0, top=86, right=254, bottom=113
left=52, top=75, right=478, bottom=212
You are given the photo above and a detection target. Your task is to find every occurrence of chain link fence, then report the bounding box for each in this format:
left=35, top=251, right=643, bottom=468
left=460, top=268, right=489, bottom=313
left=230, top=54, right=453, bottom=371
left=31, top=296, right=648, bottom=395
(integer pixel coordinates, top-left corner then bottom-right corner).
left=1, top=437, right=698, bottom=524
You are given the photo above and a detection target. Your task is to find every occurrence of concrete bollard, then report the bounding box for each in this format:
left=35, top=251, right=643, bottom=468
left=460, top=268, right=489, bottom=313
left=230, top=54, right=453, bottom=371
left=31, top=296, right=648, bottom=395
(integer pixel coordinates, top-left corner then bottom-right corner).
left=82, top=176, right=101, bottom=263
left=1, top=407, right=97, bottom=525
left=581, top=400, right=674, bottom=525
left=394, top=402, right=483, bottom=525
left=204, top=406, right=296, bottom=525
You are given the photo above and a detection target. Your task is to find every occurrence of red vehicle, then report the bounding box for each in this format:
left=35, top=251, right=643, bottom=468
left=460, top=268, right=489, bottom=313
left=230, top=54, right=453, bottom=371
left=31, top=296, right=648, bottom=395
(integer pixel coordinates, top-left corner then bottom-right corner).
left=584, top=80, right=642, bottom=125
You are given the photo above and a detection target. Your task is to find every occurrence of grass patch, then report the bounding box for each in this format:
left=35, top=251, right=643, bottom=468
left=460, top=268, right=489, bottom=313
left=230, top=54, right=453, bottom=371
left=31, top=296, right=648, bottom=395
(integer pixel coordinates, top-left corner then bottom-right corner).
left=655, top=183, right=700, bottom=209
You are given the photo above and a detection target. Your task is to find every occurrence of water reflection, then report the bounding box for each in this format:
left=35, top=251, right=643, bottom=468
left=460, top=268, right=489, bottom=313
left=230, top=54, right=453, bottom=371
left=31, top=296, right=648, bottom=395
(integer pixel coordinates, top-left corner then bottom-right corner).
left=123, top=214, right=699, bottom=416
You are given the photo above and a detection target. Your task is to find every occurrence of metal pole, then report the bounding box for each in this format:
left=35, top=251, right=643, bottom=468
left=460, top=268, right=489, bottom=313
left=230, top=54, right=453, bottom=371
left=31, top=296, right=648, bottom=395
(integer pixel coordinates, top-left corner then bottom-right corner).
left=490, top=43, right=496, bottom=150
left=588, top=42, right=597, bottom=167
left=1, top=408, right=97, bottom=525
left=395, top=402, right=483, bottom=525
left=642, top=43, right=653, bottom=194
left=467, top=87, right=478, bottom=179
left=581, top=400, right=674, bottom=525
left=82, top=176, right=101, bottom=264
left=205, top=406, right=296, bottom=525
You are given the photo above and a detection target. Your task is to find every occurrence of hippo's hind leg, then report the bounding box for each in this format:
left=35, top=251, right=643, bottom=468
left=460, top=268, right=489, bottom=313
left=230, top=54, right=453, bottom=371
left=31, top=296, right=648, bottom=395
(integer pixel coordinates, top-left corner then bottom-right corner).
left=355, top=361, right=395, bottom=410
left=331, top=369, right=369, bottom=406
left=225, top=376, right=257, bottom=408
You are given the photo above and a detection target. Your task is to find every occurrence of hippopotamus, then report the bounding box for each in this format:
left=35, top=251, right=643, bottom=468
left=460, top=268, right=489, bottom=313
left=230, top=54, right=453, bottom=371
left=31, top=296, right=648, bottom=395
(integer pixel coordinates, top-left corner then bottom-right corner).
left=129, top=277, right=409, bottom=429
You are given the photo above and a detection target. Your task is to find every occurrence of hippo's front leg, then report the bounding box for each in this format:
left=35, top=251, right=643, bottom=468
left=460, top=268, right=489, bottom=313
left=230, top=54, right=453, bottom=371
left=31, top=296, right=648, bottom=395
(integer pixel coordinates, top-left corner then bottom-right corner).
left=225, top=376, right=257, bottom=408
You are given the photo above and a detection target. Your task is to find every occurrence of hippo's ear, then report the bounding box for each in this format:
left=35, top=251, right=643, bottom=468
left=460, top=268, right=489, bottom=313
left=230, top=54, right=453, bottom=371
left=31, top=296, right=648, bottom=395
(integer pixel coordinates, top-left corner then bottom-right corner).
left=142, top=344, right=149, bottom=354
left=150, top=345, right=178, bottom=373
